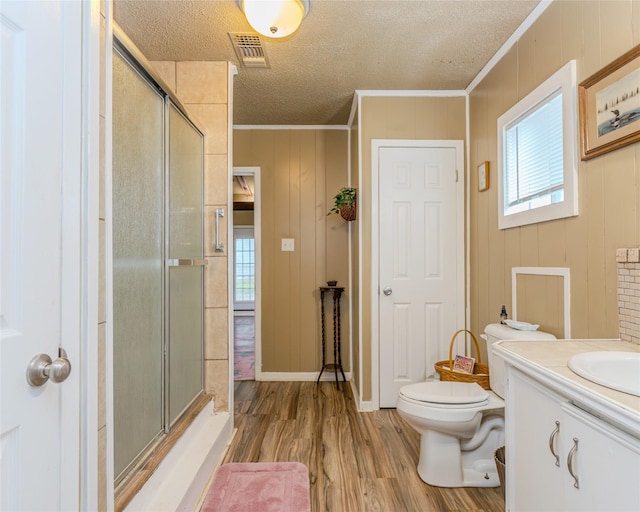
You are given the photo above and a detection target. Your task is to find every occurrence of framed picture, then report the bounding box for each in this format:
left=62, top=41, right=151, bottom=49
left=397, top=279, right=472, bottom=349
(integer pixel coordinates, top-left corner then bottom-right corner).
left=477, top=161, right=489, bottom=191
left=452, top=355, right=476, bottom=374
left=579, top=44, right=640, bottom=160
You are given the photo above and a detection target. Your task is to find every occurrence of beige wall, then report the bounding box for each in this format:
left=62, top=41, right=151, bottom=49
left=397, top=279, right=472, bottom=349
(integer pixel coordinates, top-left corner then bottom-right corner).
left=358, top=95, right=467, bottom=401
left=233, top=129, right=350, bottom=373
left=233, top=209, right=254, bottom=226
left=468, top=1, right=640, bottom=345
left=515, top=274, right=565, bottom=337
left=151, top=60, right=232, bottom=410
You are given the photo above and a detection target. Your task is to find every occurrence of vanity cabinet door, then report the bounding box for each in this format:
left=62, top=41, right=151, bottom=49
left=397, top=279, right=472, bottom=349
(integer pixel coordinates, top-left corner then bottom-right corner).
left=507, top=369, right=564, bottom=511
left=562, top=404, right=640, bottom=512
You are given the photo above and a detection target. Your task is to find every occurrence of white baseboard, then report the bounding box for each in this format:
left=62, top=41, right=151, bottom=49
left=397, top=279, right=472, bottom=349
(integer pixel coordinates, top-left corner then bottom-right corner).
left=358, top=400, right=377, bottom=411
left=254, top=373, right=377, bottom=410
left=348, top=379, right=377, bottom=411
left=124, top=404, right=233, bottom=512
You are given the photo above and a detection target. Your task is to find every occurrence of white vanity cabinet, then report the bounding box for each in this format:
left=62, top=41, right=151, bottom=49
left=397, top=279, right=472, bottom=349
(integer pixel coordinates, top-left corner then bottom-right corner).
left=506, top=367, right=640, bottom=512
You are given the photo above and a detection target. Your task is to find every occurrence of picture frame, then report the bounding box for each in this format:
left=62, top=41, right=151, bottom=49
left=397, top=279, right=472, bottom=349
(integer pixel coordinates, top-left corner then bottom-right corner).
left=579, top=44, right=640, bottom=160
left=477, top=161, right=489, bottom=191
left=452, top=355, right=476, bottom=374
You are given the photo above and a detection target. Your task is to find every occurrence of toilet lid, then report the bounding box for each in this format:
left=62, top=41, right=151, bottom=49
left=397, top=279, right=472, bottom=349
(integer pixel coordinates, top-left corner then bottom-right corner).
left=400, top=381, right=489, bottom=405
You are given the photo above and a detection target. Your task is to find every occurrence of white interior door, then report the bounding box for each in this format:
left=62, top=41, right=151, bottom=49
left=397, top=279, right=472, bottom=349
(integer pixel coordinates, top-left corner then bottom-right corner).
left=1, top=1, right=81, bottom=508
left=378, top=144, right=464, bottom=407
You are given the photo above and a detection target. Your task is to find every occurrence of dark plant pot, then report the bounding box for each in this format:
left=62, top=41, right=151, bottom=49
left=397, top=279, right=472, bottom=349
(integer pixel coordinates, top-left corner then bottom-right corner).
left=339, top=201, right=356, bottom=221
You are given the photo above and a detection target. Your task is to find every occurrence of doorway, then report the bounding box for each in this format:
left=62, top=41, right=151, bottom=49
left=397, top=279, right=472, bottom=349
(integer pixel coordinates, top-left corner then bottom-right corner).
left=372, top=141, right=465, bottom=408
left=232, top=167, right=261, bottom=381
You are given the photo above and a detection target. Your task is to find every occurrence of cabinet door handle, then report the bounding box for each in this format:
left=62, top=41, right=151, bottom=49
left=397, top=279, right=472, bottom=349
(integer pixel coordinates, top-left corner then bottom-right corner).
left=548, top=420, right=560, bottom=467
left=567, top=437, right=580, bottom=489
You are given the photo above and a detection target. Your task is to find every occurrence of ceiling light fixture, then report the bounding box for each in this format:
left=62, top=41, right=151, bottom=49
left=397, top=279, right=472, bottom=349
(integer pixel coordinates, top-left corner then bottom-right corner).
left=240, top=0, right=309, bottom=39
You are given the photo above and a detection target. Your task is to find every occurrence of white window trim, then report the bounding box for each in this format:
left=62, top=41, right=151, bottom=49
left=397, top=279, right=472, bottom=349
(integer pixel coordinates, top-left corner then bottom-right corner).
left=512, top=266, right=571, bottom=338
left=497, top=60, right=578, bottom=229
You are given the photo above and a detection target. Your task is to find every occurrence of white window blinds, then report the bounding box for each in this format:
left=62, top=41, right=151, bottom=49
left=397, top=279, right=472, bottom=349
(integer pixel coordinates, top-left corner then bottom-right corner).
left=504, top=91, right=563, bottom=208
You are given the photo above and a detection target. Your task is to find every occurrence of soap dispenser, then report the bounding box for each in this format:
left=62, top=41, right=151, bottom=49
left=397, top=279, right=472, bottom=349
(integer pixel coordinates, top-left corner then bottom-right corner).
left=500, top=305, right=508, bottom=324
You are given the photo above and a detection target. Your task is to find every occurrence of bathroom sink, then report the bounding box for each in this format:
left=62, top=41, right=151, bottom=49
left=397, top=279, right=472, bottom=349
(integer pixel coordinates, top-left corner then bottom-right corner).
left=568, top=351, right=640, bottom=397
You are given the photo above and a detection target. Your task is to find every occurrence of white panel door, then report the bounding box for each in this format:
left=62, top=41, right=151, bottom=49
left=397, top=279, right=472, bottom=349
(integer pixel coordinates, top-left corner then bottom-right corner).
left=378, top=145, right=462, bottom=407
left=1, top=1, right=81, bottom=509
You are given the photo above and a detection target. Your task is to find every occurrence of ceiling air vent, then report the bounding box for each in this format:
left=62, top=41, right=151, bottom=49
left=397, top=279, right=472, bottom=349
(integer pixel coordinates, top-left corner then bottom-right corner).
left=229, top=32, right=270, bottom=69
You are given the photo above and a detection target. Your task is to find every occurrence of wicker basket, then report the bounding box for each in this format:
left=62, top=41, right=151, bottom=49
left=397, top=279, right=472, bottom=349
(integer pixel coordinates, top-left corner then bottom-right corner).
left=434, top=329, right=490, bottom=390
left=339, top=202, right=356, bottom=221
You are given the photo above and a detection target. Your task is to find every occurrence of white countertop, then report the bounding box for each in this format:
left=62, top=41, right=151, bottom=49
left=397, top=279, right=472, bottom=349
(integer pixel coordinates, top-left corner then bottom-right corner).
left=493, top=339, right=640, bottom=437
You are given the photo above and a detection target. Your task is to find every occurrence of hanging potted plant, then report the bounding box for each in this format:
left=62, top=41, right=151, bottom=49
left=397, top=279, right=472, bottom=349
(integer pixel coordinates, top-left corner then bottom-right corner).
left=328, top=187, right=357, bottom=221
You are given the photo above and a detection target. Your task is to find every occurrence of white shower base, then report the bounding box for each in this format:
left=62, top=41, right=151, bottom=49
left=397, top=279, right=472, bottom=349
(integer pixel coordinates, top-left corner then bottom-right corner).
left=124, top=405, right=233, bottom=511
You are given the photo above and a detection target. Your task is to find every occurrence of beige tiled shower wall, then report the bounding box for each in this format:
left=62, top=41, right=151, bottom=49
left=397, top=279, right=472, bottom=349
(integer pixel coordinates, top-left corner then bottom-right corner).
left=616, top=248, right=640, bottom=344
left=151, top=61, right=232, bottom=412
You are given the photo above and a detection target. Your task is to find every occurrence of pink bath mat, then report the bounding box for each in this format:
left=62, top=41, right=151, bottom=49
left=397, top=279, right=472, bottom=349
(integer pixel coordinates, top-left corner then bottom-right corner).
left=202, top=462, right=310, bottom=512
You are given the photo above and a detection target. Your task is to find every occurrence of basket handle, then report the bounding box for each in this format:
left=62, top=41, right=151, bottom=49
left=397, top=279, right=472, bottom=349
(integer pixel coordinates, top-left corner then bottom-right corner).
left=447, top=329, right=482, bottom=370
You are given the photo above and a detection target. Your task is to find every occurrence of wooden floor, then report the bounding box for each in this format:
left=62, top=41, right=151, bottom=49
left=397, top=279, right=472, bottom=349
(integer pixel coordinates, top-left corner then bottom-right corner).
left=222, top=381, right=505, bottom=512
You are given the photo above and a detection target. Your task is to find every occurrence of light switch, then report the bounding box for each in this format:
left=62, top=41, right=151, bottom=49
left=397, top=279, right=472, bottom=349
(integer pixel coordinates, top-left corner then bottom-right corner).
left=281, top=238, right=295, bottom=252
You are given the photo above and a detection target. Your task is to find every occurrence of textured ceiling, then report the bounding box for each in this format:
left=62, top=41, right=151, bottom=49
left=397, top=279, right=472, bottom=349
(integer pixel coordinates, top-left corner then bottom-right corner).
left=113, top=0, right=540, bottom=125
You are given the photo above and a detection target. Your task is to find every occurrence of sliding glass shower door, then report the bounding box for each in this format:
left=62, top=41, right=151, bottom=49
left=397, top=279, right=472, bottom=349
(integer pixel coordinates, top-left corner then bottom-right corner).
left=112, top=48, right=205, bottom=482
left=112, top=50, right=164, bottom=480
left=167, top=103, right=204, bottom=426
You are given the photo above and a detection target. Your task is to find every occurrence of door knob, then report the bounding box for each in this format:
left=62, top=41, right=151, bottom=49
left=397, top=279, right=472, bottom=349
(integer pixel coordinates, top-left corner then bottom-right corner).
left=27, top=348, right=71, bottom=387
left=383, top=287, right=392, bottom=296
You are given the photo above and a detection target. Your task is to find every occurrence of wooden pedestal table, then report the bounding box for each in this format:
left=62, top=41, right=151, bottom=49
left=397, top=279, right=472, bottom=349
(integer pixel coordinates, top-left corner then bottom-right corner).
left=316, top=286, right=346, bottom=389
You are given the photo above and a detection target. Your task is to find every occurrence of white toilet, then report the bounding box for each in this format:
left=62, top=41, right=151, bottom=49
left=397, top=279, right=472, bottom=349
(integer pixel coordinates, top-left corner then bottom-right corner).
left=396, top=323, right=556, bottom=487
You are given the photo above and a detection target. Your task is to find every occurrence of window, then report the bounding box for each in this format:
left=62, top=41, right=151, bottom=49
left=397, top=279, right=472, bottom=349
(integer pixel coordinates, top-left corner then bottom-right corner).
left=498, top=60, right=578, bottom=229
left=234, top=227, right=255, bottom=310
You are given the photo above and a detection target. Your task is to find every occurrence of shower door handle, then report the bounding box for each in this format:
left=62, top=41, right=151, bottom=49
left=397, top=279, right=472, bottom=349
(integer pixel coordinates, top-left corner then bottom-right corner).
left=167, top=259, right=208, bottom=267
left=214, top=208, right=225, bottom=252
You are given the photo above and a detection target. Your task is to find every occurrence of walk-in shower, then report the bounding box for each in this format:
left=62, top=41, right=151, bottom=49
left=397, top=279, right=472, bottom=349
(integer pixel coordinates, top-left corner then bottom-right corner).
left=112, top=38, right=205, bottom=484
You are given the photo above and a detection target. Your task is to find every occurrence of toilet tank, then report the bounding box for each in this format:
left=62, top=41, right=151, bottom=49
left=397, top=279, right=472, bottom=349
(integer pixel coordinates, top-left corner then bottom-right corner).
left=483, top=323, right=556, bottom=398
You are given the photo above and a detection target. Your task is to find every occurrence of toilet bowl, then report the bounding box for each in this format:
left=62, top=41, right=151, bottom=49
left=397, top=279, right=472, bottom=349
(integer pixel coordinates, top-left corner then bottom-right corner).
left=396, top=323, right=556, bottom=488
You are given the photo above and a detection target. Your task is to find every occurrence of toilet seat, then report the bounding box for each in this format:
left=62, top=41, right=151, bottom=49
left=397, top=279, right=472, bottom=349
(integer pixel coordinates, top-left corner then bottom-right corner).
left=399, top=381, right=489, bottom=408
